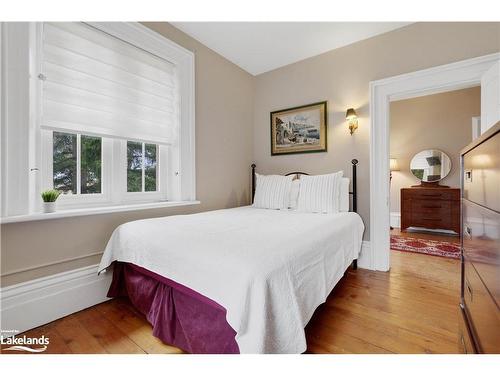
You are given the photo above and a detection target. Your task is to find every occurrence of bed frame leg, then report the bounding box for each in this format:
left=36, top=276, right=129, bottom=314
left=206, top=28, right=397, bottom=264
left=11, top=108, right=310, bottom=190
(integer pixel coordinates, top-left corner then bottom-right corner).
left=352, top=259, right=357, bottom=270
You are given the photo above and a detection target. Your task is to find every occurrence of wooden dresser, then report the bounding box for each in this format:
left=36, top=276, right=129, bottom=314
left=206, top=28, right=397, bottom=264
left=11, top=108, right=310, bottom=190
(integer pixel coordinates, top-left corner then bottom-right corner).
left=459, top=121, right=500, bottom=354
left=400, top=187, right=460, bottom=234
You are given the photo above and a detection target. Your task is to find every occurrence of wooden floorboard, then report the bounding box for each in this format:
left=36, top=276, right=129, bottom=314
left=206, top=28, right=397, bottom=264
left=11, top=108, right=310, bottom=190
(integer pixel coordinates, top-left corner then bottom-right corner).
left=5, top=249, right=460, bottom=354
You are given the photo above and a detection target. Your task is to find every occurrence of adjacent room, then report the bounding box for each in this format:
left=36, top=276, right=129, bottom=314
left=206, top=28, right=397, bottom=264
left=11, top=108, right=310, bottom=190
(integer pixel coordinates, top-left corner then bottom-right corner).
left=0, top=16, right=499, bottom=361
left=389, top=86, right=481, bottom=259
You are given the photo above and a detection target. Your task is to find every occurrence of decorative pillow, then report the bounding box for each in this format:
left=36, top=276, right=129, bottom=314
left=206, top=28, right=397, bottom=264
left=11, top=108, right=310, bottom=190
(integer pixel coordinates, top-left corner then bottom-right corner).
left=288, top=179, right=301, bottom=209
left=297, top=171, right=344, bottom=213
left=339, top=177, right=350, bottom=212
left=253, top=174, right=294, bottom=210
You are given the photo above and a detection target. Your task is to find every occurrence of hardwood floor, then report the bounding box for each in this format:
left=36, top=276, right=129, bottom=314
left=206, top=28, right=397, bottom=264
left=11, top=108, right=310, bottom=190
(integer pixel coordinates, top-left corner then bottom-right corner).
left=306, top=250, right=460, bottom=353
left=2, top=250, right=460, bottom=354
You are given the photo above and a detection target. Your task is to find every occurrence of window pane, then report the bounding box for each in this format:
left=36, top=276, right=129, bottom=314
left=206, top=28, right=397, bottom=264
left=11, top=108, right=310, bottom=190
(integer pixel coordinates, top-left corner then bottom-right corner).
left=144, top=143, right=157, bottom=192
left=81, top=135, right=102, bottom=194
left=127, top=141, right=142, bottom=192
left=53, top=132, right=77, bottom=194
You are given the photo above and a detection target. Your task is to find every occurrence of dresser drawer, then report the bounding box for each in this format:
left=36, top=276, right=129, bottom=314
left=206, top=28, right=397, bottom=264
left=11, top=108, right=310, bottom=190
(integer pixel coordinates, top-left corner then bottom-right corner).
left=463, top=200, right=500, bottom=307
left=462, top=133, right=500, bottom=212
left=458, top=305, right=477, bottom=354
left=411, top=216, right=449, bottom=229
left=403, top=188, right=460, bottom=201
left=411, top=200, right=451, bottom=217
left=463, top=258, right=500, bottom=353
left=409, top=201, right=458, bottom=232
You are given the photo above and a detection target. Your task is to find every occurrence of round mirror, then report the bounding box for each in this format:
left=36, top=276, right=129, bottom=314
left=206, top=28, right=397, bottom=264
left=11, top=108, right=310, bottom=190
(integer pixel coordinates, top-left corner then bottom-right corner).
left=410, top=149, right=451, bottom=182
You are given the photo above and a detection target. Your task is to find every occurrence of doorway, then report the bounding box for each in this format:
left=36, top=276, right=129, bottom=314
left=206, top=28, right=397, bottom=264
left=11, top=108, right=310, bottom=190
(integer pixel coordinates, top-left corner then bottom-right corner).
left=368, top=53, right=499, bottom=271
left=389, top=87, right=480, bottom=259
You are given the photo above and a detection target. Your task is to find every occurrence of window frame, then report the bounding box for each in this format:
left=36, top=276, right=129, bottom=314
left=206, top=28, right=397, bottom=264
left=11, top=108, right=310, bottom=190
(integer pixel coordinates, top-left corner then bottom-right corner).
left=21, top=22, right=195, bottom=214
left=41, top=130, right=113, bottom=209
left=126, top=141, right=159, bottom=194
left=119, top=139, right=167, bottom=204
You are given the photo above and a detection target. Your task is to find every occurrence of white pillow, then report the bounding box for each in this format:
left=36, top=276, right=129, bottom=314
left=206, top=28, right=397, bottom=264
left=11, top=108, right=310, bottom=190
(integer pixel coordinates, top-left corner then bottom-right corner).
left=288, top=179, right=301, bottom=209
left=339, top=177, right=350, bottom=212
left=297, top=171, right=344, bottom=213
left=253, top=173, right=294, bottom=210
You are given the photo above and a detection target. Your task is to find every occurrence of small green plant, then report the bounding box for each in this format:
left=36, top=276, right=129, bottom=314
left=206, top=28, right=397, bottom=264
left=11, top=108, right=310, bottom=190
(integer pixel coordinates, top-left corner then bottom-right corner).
left=41, top=189, right=61, bottom=202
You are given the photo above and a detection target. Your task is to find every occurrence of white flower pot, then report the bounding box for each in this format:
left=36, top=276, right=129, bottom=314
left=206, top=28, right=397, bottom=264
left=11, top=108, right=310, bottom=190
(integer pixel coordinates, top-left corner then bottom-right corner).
left=43, top=202, right=57, bottom=213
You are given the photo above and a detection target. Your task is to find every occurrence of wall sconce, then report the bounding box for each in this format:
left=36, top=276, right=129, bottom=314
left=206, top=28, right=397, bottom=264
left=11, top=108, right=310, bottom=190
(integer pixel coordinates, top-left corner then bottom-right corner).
left=346, top=108, right=358, bottom=135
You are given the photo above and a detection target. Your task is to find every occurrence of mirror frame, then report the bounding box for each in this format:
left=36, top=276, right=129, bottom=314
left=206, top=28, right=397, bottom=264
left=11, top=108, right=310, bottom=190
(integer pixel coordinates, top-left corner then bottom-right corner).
left=409, top=149, right=452, bottom=183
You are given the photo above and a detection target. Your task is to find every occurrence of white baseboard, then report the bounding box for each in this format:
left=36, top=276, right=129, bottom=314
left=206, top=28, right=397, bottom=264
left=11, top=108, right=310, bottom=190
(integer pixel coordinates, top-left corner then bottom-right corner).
left=390, top=212, right=401, bottom=228
left=1, top=264, right=112, bottom=337
left=357, top=241, right=373, bottom=270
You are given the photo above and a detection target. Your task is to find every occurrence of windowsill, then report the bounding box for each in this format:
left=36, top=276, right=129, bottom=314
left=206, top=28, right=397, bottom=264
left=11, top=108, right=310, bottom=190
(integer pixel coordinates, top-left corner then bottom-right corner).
left=0, top=200, right=201, bottom=224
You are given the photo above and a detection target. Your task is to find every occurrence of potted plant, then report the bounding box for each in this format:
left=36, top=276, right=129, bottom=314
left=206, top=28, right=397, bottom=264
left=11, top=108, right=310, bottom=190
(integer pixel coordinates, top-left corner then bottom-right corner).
left=41, top=189, right=61, bottom=213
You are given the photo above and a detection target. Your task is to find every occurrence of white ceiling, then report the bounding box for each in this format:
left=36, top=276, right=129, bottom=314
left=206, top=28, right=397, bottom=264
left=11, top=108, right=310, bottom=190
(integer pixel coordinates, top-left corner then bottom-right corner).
left=172, top=22, right=411, bottom=75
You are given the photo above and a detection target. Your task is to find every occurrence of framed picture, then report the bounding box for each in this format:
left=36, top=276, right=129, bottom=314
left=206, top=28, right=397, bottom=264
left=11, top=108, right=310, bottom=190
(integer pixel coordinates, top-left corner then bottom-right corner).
left=270, top=101, right=327, bottom=155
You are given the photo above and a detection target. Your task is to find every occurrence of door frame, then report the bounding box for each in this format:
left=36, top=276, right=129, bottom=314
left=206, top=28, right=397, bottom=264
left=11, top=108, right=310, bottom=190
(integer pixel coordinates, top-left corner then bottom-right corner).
left=368, top=52, right=500, bottom=271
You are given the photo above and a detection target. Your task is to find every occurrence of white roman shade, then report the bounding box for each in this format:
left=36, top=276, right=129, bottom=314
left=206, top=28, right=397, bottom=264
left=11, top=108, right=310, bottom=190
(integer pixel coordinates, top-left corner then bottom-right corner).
left=40, top=22, right=179, bottom=145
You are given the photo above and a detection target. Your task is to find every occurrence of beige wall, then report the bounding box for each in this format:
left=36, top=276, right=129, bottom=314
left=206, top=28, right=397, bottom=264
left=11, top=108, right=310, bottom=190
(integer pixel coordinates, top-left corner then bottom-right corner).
left=1, top=22, right=500, bottom=287
left=0, top=22, right=255, bottom=287
left=253, top=22, right=500, bottom=239
left=389, top=87, right=481, bottom=213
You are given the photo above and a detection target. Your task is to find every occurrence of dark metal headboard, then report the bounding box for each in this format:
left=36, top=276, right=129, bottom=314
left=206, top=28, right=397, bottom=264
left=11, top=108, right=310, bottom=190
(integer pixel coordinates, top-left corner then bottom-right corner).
left=251, top=159, right=358, bottom=213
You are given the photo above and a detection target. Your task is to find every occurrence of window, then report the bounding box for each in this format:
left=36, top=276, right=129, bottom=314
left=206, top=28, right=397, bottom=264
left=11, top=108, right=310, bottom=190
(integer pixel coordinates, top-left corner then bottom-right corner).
left=52, top=132, right=77, bottom=194
left=127, top=141, right=157, bottom=193
left=1, top=22, right=195, bottom=218
left=53, top=132, right=102, bottom=195
left=39, top=21, right=178, bottom=207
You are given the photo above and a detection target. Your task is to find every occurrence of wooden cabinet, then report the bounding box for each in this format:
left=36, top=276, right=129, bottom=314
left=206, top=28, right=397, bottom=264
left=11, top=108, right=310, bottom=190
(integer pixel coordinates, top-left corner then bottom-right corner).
left=462, top=200, right=500, bottom=307
left=460, top=121, right=500, bottom=354
left=400, top=187, right=460, bottom=234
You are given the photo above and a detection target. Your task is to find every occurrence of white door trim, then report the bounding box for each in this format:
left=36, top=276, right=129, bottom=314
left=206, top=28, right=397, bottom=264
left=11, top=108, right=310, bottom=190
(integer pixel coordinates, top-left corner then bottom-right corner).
left=369, top=52, right=500, bottom=271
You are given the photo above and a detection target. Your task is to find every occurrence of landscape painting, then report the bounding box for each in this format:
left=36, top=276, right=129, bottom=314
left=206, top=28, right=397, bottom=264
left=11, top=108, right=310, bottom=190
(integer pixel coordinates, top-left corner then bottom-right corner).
left=270, top=101, right=327, bottom=155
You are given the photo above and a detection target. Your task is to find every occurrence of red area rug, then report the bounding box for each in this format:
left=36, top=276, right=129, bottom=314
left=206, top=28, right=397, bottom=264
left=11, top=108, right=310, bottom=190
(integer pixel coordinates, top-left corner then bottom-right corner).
left=390, top=235, right=460, bottom=259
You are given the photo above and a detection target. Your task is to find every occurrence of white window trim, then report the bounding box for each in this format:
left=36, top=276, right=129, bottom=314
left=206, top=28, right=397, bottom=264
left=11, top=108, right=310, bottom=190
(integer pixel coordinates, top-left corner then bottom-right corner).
left=0, top=200, right=201, bottom=224
left=1, top=22, right=196, bottom=220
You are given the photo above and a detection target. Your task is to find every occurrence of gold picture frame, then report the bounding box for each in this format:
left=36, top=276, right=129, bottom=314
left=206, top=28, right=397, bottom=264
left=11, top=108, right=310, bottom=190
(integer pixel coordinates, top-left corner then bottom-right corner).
left=270, top=101, right=327, bottom=155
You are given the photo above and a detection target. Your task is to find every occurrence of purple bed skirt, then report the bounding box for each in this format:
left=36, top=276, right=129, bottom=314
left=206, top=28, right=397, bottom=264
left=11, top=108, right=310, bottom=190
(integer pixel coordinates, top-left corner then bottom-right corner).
left=107, top=262, right=239, bottom=354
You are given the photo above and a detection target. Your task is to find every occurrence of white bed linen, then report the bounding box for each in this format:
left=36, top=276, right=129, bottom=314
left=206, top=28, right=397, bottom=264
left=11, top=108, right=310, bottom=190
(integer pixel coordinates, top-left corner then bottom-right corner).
left=98, top=206, right=364, bottom=353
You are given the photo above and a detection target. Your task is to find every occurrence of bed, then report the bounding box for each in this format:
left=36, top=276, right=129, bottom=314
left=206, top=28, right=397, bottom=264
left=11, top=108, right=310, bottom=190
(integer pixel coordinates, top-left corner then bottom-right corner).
left=98, top=160, right=364, bottom=354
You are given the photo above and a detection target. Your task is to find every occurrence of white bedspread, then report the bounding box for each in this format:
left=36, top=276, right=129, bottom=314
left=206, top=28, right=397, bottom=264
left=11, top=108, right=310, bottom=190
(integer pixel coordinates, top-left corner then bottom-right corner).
left=98, top=206, right=364, bottom=353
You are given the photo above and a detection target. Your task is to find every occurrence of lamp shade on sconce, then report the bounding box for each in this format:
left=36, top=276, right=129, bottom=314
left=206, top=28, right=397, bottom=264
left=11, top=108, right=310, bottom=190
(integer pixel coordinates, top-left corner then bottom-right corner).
left=345, top=108, right=358, bottom=135
left=345, top=108, right=357, bottom=120
left=390, top=158, right=400, bottom=171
